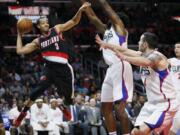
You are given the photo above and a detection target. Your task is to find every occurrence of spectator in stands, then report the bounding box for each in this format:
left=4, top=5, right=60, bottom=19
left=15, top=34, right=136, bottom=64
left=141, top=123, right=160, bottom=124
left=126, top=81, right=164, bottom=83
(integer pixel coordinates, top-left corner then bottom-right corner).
left=69, top=94, right=89, bottom=135
left=50, top=98, right=69, bottom=135
left=86, top=98, right=107, bottom=135
left=95, top=91, right=101, bottom=108
left=0, top=79, right=5, bottom=97
left=30, top=98, right=53, bottom=135
left=9, top=98, right=33, bottom=135
left=0, top=112, right=5, bottom=135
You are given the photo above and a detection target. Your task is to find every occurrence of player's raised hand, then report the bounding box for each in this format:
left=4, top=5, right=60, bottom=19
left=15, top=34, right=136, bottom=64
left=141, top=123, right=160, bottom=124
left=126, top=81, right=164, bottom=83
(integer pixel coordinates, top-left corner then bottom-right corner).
left=79, top=2, right=91, bottom=12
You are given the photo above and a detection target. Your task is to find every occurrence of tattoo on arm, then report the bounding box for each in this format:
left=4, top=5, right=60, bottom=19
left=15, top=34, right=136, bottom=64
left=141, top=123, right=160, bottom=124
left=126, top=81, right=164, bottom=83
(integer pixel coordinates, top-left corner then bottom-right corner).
left=147, top=53, right=162, bottom=63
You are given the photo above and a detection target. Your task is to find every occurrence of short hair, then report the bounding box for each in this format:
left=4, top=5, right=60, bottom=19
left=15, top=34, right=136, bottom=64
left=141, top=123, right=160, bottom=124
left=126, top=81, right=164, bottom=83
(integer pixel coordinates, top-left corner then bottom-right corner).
left=117, top=12, right=130, bottom=28
left=142, top=32, right=159, bottom=49
left=36, top=16, right=48, bottom=26
left=175, top=42, right=180, bottom=45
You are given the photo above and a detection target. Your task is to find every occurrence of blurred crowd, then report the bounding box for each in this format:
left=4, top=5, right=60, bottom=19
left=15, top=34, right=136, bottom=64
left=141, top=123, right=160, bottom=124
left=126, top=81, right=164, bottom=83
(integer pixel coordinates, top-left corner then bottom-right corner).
left=0, top=2, right=179, bottom=46
left=0, top=1, right=179, bottom=135
left=0, top=49, right=147, bottom=134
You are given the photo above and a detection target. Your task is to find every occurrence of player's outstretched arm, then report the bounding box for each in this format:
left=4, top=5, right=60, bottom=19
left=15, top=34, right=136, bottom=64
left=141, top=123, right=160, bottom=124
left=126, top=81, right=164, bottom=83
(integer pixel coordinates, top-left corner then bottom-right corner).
left=95, top=34, right=140, bottom=57
left=80, top=0, right=106, bottom=34
left=97, top=0, right=126, bottom=35
left=16, top=31, right=39, bottom=55
left=55, top=2, right=91, bottom=33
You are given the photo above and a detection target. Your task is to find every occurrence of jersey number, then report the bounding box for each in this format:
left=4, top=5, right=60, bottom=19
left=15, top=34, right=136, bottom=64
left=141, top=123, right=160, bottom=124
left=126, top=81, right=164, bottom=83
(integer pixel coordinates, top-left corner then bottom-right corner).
left=54, top=43, right=59, bottom=50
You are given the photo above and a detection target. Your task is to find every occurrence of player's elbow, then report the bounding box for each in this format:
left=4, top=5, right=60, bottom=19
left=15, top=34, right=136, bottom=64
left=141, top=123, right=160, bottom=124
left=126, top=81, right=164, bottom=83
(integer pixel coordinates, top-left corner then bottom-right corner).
left=16, top=50, right=21, bottom=55
left=16, top=49, right=24, bottom=55
left=141, top=61, right=152, bottom=67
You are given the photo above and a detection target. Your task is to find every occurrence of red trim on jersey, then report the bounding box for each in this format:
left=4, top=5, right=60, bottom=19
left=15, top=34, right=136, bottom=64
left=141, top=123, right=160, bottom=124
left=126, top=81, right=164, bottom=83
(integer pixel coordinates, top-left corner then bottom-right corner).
left=42, top=51, right=69, bottom=59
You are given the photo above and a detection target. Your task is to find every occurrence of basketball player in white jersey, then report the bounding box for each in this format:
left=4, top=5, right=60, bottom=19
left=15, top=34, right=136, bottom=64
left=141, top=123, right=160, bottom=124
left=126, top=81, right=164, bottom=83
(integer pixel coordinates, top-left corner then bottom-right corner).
left=168, top=42, right=180, bottom=135
left=81, top=0, right=133, bottom=135
left=96, top=32, right=178, bottom=135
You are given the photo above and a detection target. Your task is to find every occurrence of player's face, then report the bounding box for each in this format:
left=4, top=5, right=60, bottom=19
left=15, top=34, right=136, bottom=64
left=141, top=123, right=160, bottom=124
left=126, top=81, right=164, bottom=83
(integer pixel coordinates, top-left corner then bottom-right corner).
left=175, top=43, right=180, bottom=58
left=89, top=99, right=96, bottom=107
left=51, top=101, right=57, bottom=108
left=39, top=18, right=49, bottom=33
left=17, top=100, right=24, bottom=109
left=36, top=101, right=43, bottom=108
left=138, top=35, right=146, bottom=52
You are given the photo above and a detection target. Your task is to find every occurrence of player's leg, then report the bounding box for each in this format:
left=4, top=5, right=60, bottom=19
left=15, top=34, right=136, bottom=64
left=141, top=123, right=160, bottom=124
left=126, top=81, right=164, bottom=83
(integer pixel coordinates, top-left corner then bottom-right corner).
left=132, top=101, right=174, bottom=135
left=54, top=63, right=74, bottom=105
left=53, top=63, right=74, bottom=120
left=114, top=100, right=130, bottom=134
left=131, top=102, right=152, bottom=135
left=169, top=108, right=180, bottom=135
left=131, top=124, right=151, bottom=135
left=101, top=71, right=117, bottom=135
left=112, top=61, right=133, bottom=134
left=101, top=102, right=116, bottom=134
left=14, top=67, right=52, bottom=127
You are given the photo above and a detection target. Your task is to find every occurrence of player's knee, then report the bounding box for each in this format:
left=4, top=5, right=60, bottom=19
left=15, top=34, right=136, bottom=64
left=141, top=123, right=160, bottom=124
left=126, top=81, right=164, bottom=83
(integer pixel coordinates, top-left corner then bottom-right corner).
left=114, top=100, right=126, bottom=115
left=101, top=102, right=113, bottom=114
left=171, top=118, right=180, bottom=134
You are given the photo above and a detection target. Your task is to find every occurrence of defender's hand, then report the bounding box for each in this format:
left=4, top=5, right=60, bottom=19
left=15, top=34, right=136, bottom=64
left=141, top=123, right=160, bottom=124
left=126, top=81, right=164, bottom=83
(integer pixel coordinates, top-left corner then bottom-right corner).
left=95, top=34, right=107, bottom=51
left=79, top=2, right=91, bottom=12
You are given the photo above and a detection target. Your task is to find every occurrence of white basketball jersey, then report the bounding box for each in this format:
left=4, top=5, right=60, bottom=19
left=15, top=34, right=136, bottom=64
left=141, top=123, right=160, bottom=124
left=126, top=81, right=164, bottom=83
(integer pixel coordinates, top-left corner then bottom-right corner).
left=103, top=26, right=128, bottom=65
left=140, top=52, right=176, bottom=102
left=168, top=58, right=180, bottom=97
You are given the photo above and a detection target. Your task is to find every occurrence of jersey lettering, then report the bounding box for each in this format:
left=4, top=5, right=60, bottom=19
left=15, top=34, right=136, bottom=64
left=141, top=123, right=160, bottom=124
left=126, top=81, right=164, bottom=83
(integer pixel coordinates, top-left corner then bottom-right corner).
left=40, top=35, right=60, bottom=48
left=170, top=65, right=180, bottom=72
left=103, top=30, right=113, bottom=43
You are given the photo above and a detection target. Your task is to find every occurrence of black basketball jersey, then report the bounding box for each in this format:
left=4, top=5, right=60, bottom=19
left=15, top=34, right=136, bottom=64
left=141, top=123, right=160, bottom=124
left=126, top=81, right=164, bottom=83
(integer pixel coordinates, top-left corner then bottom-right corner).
left=38, top=27, right=69, bottom=64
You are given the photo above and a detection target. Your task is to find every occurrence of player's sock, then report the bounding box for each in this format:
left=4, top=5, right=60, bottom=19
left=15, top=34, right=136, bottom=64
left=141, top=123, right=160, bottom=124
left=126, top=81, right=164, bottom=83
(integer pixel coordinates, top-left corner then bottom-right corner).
left=109, top=131, right=117, bottom=135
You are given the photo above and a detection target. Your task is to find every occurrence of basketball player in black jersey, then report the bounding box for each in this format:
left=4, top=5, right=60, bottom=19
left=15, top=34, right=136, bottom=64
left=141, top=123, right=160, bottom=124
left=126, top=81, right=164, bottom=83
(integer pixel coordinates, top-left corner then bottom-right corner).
left=15, top=2, right=91, bottom=127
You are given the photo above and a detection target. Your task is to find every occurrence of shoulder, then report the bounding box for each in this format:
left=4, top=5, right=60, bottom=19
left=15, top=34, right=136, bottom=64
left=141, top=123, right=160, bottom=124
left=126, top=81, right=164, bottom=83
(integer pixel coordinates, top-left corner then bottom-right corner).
left=114, top=24, right=127, bottom=36
left=9, top=108, right=15, bottom=113
left=32, top=38, right=40, bottom=47
left=148, top=51, right=163, bottom=61
left=54, top=25, right=62, bottom=34
left=30, top=104, right=36, bottom=109
left=168, top=57, right=177, bottom=63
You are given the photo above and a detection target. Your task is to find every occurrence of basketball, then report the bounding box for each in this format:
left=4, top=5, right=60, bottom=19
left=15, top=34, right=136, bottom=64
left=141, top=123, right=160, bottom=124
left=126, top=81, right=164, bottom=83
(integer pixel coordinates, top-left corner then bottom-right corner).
left=17, top=18, right=33, bottom=34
